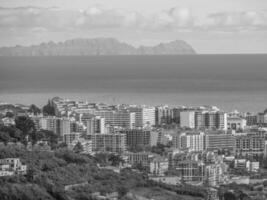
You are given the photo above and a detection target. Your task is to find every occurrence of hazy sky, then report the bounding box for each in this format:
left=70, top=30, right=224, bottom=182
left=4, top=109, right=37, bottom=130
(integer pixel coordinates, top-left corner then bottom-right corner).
left=0, top=0, right=267, bottom=53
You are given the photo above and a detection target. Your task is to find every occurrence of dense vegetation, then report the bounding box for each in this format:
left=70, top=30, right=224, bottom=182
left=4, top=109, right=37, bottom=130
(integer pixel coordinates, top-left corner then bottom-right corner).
left=28, top=104, right=41, bottom=115
left=42, top=99, right=55, bottom=116
left=0, top=117, right=206, bottom=200
left=0, top=145, right=150, bottom=200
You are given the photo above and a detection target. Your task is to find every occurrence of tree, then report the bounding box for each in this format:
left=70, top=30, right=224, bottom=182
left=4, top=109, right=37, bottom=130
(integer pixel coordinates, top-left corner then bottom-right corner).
left=57, top=142, right=68, bottom=149
left=134, top=163, right=146, bottom=172
left=108, top=154, right=124, bottom=166
left=0, top=131, right=12, bottom=144
left=15, top=116, right=35, bottom=134
left=151, top=144, right=166, bottom=156
left=117, top=185, right=129, bottom=198
left=32, top=130, right=59, bottom=149
left=73, top=142, right=84, bottom=154
left=0, top=126, right=23, bottom=143
left=5, top=112, right=14, bottom=118
left=94, top=153, right=110, bottom=166
left=42, top=100, right=55, bottom=116
left=15, top=116, right=35, bottom=145
left=28, top=104, right=41, bottom=115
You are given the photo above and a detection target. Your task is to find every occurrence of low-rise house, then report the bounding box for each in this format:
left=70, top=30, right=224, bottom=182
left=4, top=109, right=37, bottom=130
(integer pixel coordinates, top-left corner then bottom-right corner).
left=0, top=158, right=27, bottom=177
left=70, top=138, right=93, bottom=155
left=234, top=159, right=259, bottom=172
left=149, top=176, right=180, bottom=185
left=1, top=117, right=15, bottom=126
left=124, top=152, right=155, bottom=171
left=92, top=192, right=118, bottom=200
left=27, top=141, right=51, bottom=151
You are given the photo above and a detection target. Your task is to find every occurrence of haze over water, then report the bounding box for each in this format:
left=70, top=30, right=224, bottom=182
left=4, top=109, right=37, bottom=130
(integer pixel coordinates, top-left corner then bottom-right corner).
left=0, top=55, right=267, bottom=112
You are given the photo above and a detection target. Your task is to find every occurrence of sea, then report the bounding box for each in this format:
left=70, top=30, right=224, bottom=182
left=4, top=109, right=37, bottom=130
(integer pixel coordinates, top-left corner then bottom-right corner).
left=0, top=55, right=266, bottom=113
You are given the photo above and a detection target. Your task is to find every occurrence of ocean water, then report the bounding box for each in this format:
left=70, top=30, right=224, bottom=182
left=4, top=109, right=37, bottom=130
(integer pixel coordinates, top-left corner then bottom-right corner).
left=0, top=55, right=267, bottom=112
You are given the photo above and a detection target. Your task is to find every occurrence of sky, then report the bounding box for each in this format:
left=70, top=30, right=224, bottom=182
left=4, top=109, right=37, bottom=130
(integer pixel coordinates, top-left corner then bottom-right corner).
left=0, top=0, right=267, bottom=53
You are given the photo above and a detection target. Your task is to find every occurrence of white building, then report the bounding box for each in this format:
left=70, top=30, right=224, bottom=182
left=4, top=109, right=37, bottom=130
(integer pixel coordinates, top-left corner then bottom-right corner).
left=227, top=117, right=247, bottom=130
left=234, top=159, right=259, bottom=172
left=87, top=116, right=105, bottom=134
left=179, top=132, right=205, bottom=152
left=93, top=110, right=136, bottom=129
left=180, top=111, right=195, bottom=128
left=129, top=106, right=155, bottom=128
left=0, top=158, right=27, bottom=177
left=39, top=117, right=70, bottom=136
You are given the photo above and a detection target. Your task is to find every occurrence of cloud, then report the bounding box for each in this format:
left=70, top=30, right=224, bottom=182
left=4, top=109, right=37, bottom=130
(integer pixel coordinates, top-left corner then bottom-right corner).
left=168, top=7, right=194, bottom=27
left=0, top=6, right=266, bottom=32
left=206, top=10, right=267, bottom=30
left=0, top=7, right=79, bottom=30
left=0, top=6, right=196, bottom=31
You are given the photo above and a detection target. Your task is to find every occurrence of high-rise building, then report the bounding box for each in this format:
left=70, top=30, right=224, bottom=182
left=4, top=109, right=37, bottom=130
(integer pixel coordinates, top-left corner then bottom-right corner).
left=172, top=108, right=183, bottom=124
left=169, top=151, right=228, bottom=186
left=63, top=132, right=81, bottom=146
left=246, top=114, right=257, bottom=126
left=94, top=110, right=136, bottom=129
left=121, top=129, right=159, bottom=151
left=205, top=133, right=235, bottom=151
left=235, top=133, right=265, bottom=157
left=129, top=106, right=155, bottom=128
left=155, top=106, right=173, bottom=126
left=40, top=117, right=71, bottom=136
left=86, top=116, right=105, bottom=134
left=169, top=152, right=205, bottom=182
left=175, top=132, right=206, bottom=152
left=180, top=111, right=195, bottom=128
left=89, top=133, right=126, bottom=153
left=195, top=111, right=227, bottom=130
left=60, top=118, right=71, bottom=136
left=70, top=120, right=86, bottom=133
left=257, top=109, right=267, bottom=127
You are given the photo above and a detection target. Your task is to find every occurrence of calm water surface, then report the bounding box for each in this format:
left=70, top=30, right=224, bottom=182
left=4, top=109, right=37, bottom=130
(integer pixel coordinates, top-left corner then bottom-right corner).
left=0, top=55, right=266, bottom=112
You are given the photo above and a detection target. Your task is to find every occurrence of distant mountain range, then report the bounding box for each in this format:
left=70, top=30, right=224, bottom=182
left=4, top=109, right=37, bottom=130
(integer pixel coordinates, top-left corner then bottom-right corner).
left=0, top=38, right=196, bottom=56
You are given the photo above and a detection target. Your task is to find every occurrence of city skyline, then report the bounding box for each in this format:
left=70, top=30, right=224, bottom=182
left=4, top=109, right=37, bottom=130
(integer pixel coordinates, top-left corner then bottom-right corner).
left=1, top=1, right=267, bottom=200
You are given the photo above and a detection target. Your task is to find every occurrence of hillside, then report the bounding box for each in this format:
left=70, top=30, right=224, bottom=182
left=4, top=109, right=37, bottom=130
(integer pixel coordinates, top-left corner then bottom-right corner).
left=0, top=38, right=196, bottom=56
left=0, top=144, right=205, bottom=200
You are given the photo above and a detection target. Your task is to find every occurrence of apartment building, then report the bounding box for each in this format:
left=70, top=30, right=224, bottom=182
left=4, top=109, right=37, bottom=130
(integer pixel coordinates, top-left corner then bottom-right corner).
left=93, top=110, right=135, bottom=129
left=174, top=132, right=205, bottom=152
left=235, top=133, right=265, bottom=157
left=39, top=117, right=71, bottom=136
left=86, top=116, right=105, bottom=134
left=129, top=106, right=155, bottom=128
left=120, top=129, right=159, bottom=151
left=89, top=133, right=126, bottom=153
left=155, top=106, right=173, bottom=126
left=180, top=111, right=195, bottom=128
left=205, top=133, right=235, bottom=151
left=195, top=111, right=227, bottom=130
